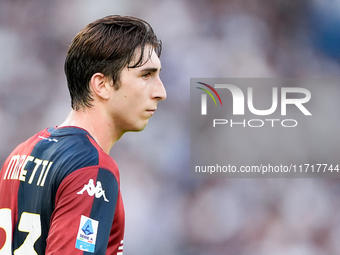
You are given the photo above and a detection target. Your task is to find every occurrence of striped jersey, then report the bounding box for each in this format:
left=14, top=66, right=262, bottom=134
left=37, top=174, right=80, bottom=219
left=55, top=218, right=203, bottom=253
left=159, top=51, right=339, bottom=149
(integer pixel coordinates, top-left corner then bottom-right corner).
left=0, top=126, right=124, bottom=254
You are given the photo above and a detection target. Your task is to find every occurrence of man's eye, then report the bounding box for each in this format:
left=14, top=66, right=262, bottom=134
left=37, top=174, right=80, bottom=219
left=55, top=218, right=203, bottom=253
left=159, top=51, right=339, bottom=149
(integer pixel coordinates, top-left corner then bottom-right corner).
left=142, top=73, right=151, bottom=79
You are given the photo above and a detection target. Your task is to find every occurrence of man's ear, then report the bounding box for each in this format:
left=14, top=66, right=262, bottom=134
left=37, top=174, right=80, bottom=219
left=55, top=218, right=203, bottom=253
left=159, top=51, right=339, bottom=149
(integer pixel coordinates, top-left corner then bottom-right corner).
left=90, top=73, right=111, bottom=100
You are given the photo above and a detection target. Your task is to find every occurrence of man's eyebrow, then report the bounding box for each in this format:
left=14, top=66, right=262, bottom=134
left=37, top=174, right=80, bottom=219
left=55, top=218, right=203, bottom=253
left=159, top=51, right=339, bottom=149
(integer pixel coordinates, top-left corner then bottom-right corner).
left=139, top=67, right=161, bottom=73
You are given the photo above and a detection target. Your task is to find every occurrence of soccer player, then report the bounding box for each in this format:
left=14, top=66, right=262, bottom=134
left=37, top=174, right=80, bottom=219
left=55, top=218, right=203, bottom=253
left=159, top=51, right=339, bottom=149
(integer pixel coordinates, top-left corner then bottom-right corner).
left=0, top=15, right=166, bottom=254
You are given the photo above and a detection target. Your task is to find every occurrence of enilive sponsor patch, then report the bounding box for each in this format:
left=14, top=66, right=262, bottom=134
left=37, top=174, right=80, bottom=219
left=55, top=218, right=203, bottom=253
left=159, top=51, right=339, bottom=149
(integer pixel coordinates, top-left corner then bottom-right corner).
left=75, top=215, right=99, bottom=253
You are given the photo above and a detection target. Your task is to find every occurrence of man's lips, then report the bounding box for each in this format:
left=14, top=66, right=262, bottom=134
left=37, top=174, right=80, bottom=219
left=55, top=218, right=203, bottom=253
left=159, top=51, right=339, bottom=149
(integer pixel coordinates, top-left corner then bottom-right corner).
left=146, top=108, right=157, bottom=115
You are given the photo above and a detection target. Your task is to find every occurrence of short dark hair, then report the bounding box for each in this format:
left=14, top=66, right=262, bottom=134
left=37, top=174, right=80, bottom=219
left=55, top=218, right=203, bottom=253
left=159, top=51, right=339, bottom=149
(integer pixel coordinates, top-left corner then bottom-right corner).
left=64, top=15, right=162, bottom=110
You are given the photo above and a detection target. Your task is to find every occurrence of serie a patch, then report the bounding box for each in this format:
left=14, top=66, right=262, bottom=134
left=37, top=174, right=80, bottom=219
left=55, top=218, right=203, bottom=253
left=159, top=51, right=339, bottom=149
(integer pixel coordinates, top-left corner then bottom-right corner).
left=75, top=215, right=99, bottom=253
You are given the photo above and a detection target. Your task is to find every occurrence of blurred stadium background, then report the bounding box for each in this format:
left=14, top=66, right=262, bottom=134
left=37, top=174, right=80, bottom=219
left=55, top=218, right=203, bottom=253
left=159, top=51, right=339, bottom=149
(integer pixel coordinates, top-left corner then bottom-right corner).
left=1, top=0, right=340, bottom=254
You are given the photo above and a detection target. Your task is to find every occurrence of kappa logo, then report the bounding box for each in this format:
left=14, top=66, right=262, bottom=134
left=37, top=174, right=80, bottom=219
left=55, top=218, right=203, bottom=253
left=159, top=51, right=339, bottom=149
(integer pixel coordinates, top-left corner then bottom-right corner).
left=77, top=179, right=109, bottom=202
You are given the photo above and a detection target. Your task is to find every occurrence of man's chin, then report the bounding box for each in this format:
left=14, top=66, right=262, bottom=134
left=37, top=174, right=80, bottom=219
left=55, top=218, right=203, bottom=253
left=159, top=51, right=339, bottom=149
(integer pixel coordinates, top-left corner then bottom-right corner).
left=127, top=121, right=149, bottom=133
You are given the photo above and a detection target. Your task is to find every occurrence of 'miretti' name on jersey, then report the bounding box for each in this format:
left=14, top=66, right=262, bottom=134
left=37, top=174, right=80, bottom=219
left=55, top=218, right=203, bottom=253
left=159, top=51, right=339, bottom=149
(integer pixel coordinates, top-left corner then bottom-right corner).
left=3, top=154, right=53, bottom=187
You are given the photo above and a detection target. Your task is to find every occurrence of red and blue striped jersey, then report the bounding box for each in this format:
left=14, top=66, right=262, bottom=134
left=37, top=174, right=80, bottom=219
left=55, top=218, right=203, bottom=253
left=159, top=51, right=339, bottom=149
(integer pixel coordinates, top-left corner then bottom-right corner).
left=0, top=126, right=125, bottom=254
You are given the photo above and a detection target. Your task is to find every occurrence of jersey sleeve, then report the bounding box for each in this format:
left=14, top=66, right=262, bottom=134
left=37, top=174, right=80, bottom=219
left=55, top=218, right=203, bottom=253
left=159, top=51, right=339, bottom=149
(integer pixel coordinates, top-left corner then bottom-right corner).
left=45, top=166, right=118, bottom=255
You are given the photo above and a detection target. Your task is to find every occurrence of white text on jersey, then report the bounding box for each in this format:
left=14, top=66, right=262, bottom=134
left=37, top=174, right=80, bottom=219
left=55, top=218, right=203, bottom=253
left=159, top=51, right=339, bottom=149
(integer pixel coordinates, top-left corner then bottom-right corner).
left=3, top=154, right=53, bottom=187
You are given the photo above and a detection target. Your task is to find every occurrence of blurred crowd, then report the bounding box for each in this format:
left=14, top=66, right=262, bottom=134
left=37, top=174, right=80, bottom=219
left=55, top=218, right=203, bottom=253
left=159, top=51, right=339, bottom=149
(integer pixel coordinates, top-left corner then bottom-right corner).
left=1, top=0, right=340, bottom=254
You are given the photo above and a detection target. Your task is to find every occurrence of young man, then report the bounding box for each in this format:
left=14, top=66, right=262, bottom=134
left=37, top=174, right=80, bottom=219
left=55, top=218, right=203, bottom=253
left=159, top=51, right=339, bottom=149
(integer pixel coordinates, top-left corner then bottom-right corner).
left=0, top=15, right=166, bottom=254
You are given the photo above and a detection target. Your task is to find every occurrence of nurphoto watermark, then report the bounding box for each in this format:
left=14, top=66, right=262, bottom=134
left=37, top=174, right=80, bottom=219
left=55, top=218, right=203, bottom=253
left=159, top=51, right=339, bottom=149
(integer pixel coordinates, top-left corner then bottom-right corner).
left=190, top=78, right=340, bottom=178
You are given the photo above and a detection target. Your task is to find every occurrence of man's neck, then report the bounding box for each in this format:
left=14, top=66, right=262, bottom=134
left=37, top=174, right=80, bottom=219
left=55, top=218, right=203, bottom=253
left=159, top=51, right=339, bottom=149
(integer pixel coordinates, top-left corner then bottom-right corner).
left=59, top=108, right=122, bottom=154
